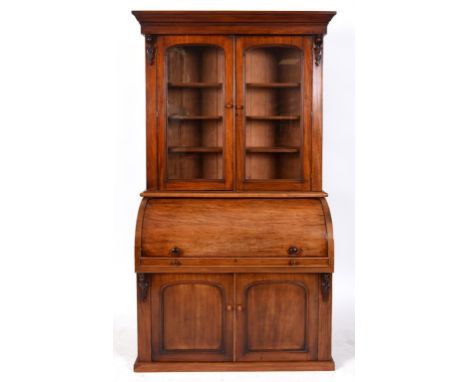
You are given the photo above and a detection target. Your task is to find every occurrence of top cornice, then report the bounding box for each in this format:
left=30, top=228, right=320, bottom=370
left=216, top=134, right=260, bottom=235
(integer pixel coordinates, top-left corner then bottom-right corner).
left=132, top=11, right=336, bottom=35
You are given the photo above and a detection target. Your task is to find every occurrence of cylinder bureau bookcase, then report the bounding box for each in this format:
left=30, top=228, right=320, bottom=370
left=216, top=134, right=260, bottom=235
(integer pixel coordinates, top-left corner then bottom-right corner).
left=132, top=11, right=336, bottom=372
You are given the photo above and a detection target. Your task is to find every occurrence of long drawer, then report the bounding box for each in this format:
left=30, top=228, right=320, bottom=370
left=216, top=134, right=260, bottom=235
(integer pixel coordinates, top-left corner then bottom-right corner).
left=137, top=257, right=332, bottom=273
left=137, top=198, right=332, bottom=258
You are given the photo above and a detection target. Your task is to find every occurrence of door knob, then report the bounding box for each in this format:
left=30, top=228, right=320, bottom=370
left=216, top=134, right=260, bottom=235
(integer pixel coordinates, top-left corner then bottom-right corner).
left=169, top=247, right=181, bottom=256
left=287, top=246, right=302, bottom=256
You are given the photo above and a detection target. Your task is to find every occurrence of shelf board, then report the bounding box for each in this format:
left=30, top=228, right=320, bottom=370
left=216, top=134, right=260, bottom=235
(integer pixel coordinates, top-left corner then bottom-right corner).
left=168, top=146, right=223, bottom=154
left=168, top=115, right=223, bottom=121
left=168, top=82, right=222, bottom=88
left=246, top=82, right=300, bottom=88
left=246, top=147, right=300, bottom=154
left=141, top=191, right=328, bottom=198
left=246, top=115, right=300, bottom=121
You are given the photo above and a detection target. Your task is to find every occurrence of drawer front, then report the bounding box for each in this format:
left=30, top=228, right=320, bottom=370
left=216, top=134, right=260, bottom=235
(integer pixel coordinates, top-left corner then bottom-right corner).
left=140, top=198, right=328, bottom=257
left=140, top=257, right=330, bottom=268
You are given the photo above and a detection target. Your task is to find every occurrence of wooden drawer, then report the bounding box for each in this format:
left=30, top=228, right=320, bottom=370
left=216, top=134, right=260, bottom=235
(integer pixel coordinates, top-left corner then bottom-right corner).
left=138, top=257, right=332, bottom=273
left=137, top=198, right=332, bottom=258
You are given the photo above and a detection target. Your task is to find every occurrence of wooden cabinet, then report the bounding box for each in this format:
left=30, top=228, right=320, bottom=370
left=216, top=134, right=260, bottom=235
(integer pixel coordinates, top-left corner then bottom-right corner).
left=147, top=273, right=329, bottom=364
left=132, top=11, right=336, bottom=372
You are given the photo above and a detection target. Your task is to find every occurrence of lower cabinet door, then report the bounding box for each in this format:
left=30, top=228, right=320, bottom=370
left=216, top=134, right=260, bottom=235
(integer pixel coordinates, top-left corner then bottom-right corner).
left=236, top=274, right=319, bottom=361
left=151, top=274, right=234, bottom=361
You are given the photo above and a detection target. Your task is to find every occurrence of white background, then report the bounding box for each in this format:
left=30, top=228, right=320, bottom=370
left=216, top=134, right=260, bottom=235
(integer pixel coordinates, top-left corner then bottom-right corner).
left=1, top=1, right=467, bottom=382
left=113, top=2, right=355, bottom=381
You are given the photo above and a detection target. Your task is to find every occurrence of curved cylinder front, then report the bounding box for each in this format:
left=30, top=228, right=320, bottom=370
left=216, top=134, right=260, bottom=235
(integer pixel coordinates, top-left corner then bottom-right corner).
left=135, top=198, right=333, bottom=263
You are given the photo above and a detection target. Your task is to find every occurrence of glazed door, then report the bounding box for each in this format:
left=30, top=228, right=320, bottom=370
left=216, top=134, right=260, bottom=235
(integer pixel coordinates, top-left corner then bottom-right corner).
left=151, top=274, right=234, bottom=361
left=235, top=36, right=312, bottom=191
left=157, top=36, right=234, bottom=190
left=235, top=274, right=319, bottom=361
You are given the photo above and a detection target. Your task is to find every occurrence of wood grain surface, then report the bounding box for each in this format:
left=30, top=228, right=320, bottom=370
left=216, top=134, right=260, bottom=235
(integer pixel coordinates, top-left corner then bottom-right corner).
left=141, top=198, right=327, bottom=258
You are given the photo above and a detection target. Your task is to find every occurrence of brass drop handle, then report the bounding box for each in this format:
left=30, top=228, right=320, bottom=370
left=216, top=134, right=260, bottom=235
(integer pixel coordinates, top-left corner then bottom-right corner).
left=237, top=305, right=243, bottom=312
left=289, top=259, right=298, bottom=266
left=287, top=246, right=302, bottom=256
left=170, top=259, right=181, bottom=266
left=169, top=247, right=181, bottom=257
left=226, top=304, right=233, bottom=311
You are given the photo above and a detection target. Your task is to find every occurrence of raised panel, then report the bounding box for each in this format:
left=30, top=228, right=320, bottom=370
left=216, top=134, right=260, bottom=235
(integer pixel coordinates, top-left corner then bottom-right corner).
left=162, top=283, right=223, bottom=350
left=236, top=274, right=319, bottom=361
left=151, top=274, right=233, bottom=361
left=246, top=281, right=306, bottom=351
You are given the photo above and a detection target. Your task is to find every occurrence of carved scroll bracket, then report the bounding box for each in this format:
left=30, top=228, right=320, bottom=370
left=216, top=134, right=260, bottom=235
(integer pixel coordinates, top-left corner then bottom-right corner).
left=137, top=273, right=150, bottom=301
left=314, top=35, right=323, bottom=66
left=321, top=273, right=331, bottom=300
left=145, top=35, right=155, bottom=65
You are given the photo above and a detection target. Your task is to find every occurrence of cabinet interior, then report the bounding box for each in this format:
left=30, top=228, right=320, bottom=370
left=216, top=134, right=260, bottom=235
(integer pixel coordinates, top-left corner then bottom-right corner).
left=244, top=46, right=303, bottom=180
left=166, top=45, right=225, bottom=180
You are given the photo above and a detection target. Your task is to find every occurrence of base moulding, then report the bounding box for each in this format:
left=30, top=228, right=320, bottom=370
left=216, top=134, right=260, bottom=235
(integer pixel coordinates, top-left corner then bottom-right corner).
left=134, top=359, right=335, bottom=372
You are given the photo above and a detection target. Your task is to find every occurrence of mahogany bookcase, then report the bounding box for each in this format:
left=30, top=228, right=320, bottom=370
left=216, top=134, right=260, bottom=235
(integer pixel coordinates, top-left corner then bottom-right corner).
left=132, top=11, right=336, bottom=372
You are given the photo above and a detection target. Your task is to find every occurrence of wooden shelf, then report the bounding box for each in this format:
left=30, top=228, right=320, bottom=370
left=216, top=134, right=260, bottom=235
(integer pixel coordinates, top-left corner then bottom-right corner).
left=246, top=147, right=300, bottom=154
left=246, top=115, right=300, bottom=121
left=169, top=115, right=223, bottom=121
left=246, top=82, right=300, bottom=88
left=141, top=191, right=328, bottom=198
left=169, top=146, right=223, bottom=154
left=168, top=82, right=222, bottom=88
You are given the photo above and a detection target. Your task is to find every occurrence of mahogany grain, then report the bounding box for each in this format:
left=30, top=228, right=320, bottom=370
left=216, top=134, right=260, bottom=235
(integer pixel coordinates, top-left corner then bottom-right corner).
left=140, top=198, right=328, bottom=258
left=151, top=274, right=233, bottom=361
left=236, top=274, right=319, bottom=361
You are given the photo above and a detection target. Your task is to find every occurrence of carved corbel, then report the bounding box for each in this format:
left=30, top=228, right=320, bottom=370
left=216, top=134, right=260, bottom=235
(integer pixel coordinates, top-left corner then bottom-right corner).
left=321, top=273, right=331, bottom=300
left=137, top=273, right=150, bottom=301
left=314, top=35, right=323, bottom=66
left=145, top=35, right=155, bottom=65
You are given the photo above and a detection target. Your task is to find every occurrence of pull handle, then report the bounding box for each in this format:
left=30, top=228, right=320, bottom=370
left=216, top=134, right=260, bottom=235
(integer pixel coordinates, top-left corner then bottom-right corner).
left=289, top=259, right=298, bottom=266
left=169, top=247, right=181, bottom=257
left=170, top=259, right=181, bottom=266
left=287, top=246, right=302, bottom=256
left=235, top=105, right=244, bottom=110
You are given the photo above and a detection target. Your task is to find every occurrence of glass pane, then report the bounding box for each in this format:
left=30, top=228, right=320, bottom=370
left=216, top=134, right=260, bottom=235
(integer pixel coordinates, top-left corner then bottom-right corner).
left=244, top=46, right=303, bottom=180
left=166, top=45, right=225, bottom=180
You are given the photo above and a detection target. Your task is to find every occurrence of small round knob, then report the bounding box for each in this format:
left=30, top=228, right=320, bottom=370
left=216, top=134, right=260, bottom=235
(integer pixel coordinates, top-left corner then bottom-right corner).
left=287, top=246, right=301, bottom=256
left=226, top=304, right=233, bottom=311
left=169, top=247, right=181, bottom=257
left=225, top=103, right=233, bottom=109
left=237, top=305, right=243, bottom=312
